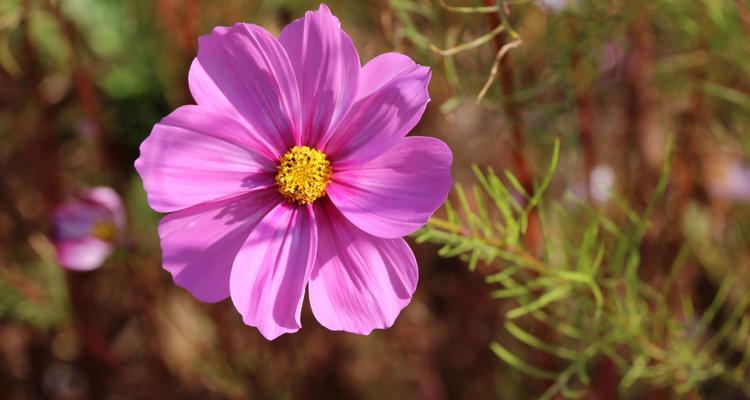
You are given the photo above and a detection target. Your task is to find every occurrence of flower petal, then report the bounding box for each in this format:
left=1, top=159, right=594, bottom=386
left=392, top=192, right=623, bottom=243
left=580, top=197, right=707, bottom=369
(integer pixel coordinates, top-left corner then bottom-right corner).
left=158, top=189, right=280, bottom=303
left=188, top=59, right=242, bottom=122
left=279, top=4, right=360, bottom=147
left=327, top=136, right=452, bottom=238
left=197, top=23, right=301, bottom=155
left=309, top=200, right=418, bottom=334
left=230, top=203, right=317, bottom=340
left=56, top=238, right=112, bottom=271
left=135, top=105, right=276, bottom=213
left=84, top=187, right=125, bottom=230
left=53, top=201, right=110, bottom=240
left=324, top=53, right=431, bottom=166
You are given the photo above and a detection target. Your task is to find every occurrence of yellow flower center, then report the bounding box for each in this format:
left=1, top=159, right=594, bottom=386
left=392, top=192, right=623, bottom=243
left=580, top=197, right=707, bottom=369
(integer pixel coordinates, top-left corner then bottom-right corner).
left=275, top=146, right=332, bottom=205
left=91, top=220, right=117, bottom=242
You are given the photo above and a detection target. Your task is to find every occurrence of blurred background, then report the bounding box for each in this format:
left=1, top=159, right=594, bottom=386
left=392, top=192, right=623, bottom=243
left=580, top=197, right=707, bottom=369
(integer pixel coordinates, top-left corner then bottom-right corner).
left=1, top=0, right=750, bottom=398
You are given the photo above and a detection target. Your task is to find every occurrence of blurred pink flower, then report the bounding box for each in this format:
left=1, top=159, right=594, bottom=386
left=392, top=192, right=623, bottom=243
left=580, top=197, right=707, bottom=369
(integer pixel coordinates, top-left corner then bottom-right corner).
left=591, top=165, right=615, bottom=204
left=600, top=41, right=625, bottom=80
left=52, top=187, right=125, bottom=271
left=566, top=164, right=615, bottom=204
left=709, top=160, right=750, bottom=201
left=135, top=5, right=452, bottom=340
left=538, top=0, right=574, bottom=12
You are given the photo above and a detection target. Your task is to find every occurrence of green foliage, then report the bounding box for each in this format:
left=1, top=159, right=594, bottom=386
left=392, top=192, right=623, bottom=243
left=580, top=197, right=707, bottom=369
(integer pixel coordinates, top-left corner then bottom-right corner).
left=0, top=235, right=69, bottom=329
left=394, top=1, right=750, bottom=397
left=416, top=137, right=750, bottom=398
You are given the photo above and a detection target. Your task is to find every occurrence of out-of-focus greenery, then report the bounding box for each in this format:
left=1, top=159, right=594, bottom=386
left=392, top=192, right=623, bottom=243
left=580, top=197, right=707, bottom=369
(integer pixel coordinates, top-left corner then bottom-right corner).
left=406, top=0, right=750, bottom=398
left=1, top=0, right=750, bottom=399
left=420, top=139, right=750, bottom=398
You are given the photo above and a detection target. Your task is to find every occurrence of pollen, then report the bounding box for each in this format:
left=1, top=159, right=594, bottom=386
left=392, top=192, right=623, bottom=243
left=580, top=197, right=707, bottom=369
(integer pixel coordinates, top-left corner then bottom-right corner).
left=91, top=220, right=117, bottom=242
left=275, top=146, right=332, bottom=205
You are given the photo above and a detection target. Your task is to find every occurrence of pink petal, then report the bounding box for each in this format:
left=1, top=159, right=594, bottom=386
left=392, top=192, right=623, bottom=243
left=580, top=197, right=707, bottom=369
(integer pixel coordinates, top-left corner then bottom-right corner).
left=324, top=53, right=431, bottom=166
left=279, top=4, right=360, bottom=147
left=84, top=187, right=125, bottom=231
left=327, top=136, right=453, bottom=238
left=53, top=202, right=110, bottom=239
left=230, top=203, right=317, bottom=340
left=158, top=189, right=280, bottom=303
left=309, top=200, right=418, bottom=334
left=188, top=59, right=243, bottom=122
left=197, top=23, right=301, bottom=155
left=56, top=238, right=113, bottom=272
left=135, top=105, right=276, bottom=213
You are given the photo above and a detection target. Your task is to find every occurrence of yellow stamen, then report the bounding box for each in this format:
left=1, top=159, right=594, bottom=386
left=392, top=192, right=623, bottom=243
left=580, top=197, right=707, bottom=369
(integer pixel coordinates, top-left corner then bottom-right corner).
left=275, top=146, right=332, bottom=205
left=91, top=220, right=117, bottom=242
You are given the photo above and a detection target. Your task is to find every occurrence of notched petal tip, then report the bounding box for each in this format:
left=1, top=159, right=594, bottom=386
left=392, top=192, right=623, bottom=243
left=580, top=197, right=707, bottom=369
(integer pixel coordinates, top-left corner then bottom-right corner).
left=323, top=52, right=433, bottom=165
left=309, top=3, right=336, bottom=21
left=204, top=22, right=244, bottom=38
left=195, top=20, right=301, bottom=154
left=309, top=201, right=418, bottom=335
left=229, top=203, right=317, bottom=341
left=279, top=1, right=359, bottom=148
left=242, top=315, right=301, bottom=341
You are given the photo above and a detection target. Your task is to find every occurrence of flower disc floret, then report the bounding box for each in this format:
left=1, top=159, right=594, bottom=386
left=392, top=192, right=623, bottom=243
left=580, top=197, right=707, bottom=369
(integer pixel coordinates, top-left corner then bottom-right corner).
left=275, top=146, right=332, bottom=205
left=91, top=220, right=118, bottom=242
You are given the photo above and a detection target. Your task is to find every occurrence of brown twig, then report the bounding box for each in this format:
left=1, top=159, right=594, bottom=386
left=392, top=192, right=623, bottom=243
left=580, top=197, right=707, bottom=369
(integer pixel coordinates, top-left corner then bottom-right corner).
left=569, top=26, right=596, bottom=202
left=482, top=0, right=541, bottom=255
left=623, top=6, right=657, bottom=207
left=20, top=0, right=61, bottom=212
left=483, top=0, right=533, bottom=194
left=576, top=94, right=595, bottom=199
left=42, top=0, right=111, bottom=175
left=736, top=0, right=750, bottom=36
left=156, top=0, right=198, bottom=103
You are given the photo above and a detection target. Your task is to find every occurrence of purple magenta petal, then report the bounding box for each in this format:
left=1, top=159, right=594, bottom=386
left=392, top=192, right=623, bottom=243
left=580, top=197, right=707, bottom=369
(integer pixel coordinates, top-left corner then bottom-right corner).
left=52, top=187, right=124, bottom=271
left=53, top=202, right=110, bottom=240
left=279, top=4, right=360, bottom=147
left=159, top=189, right=280, bottom=303
left=188, top=59, right=288, bottom=160
left=324, top=52, right=431, bottom=166
left=84, top=187, right=125, bottom=231
left=135, top=105, right=277, bottom=213
left=309, top=200, right=418, bottom=334
left=188, top=59, right=243, bottom=123
left=55, top=238, right=113, bottom=272
left=327, top=136, right=452, bottom=238
left=710, top=160, right=750, bottom=201
left=230, top=202, right=317, bottom=340
left=197, top=23, right=301, bottom=155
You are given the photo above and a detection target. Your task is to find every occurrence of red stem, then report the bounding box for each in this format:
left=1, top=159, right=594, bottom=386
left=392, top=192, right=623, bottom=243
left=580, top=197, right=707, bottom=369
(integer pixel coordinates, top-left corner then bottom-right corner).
left=736, top=0, right=750, bottom=36
left=575, top=94, right=595, bottom=201
left=483, top=0, right=533, bottom=195
left=482, top=0, right=541, bottom=254
left=43, top=0, right=111, bottom=174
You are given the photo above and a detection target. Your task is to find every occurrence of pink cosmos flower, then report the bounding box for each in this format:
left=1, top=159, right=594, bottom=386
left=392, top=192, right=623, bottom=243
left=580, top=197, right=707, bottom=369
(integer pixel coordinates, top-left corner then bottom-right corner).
left=135, top=5, right=452, bottom=340
left=709, top=160, right=750, bottom=202
left=538, top=0, right=575, bottom=12
left=52, top=187, right=125, bottom=271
